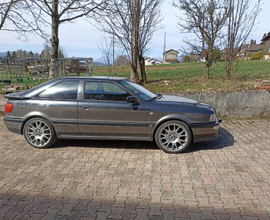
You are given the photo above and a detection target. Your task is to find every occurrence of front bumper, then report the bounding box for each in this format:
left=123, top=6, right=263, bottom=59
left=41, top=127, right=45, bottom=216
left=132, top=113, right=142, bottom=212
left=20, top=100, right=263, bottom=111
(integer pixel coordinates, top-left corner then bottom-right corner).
left=190, top=119, right=221, bottom=143
left=4, top=117, right=23, bottom=134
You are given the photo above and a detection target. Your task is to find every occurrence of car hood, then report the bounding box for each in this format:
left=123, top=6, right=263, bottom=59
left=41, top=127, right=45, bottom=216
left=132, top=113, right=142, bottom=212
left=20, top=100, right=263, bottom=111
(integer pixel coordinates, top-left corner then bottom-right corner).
left=153, top=95, right=212, bottom=109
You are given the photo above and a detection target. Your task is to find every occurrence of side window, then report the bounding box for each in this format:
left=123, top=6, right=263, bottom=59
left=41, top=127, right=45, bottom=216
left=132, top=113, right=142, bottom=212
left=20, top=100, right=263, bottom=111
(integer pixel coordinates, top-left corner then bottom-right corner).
left=85, top=81, right=130, bottom=101
left=37, top=81, right=79, bottom=100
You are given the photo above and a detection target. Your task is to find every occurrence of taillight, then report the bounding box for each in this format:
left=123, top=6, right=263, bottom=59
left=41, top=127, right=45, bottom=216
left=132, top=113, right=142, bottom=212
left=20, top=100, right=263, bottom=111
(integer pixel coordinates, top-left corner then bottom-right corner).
left=5, top=103, right=13, bottom=113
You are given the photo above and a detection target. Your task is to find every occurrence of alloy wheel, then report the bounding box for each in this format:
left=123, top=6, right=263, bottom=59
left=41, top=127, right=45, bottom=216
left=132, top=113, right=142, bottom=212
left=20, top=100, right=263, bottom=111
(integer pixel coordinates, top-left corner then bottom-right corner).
left=25, top=119, right=52, bottom=148
left=158, top=123, right=189, bottom=152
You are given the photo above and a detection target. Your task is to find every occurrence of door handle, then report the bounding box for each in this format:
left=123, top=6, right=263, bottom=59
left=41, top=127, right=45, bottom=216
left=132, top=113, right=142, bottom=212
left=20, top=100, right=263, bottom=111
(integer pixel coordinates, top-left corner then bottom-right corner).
left=82, top=106, right=90, bottom=110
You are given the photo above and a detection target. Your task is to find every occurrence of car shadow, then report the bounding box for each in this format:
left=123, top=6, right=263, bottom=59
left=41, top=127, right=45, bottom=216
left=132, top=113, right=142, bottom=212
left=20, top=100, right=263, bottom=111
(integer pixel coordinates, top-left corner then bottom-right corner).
left=51, top=127, right=234, bottom=153
left=186, top=127, right=235, bottom=153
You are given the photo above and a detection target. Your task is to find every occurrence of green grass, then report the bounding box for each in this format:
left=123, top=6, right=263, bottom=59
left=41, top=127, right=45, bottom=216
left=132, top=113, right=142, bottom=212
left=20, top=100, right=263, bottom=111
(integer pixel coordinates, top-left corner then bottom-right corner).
left=1, top=60, right=270, bottom=94
left=92, top=60, right=270, bottom=93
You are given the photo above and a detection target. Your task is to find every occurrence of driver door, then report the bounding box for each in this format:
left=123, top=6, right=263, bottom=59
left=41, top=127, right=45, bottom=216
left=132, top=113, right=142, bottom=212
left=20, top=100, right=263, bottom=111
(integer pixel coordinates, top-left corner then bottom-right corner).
left=78, top=81, right=148, bottom=139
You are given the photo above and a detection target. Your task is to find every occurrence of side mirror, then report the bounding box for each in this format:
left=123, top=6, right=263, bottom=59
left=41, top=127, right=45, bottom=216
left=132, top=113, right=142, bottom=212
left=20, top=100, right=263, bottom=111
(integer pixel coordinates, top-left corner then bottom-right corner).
left=126, top=96, right=139, bottom=105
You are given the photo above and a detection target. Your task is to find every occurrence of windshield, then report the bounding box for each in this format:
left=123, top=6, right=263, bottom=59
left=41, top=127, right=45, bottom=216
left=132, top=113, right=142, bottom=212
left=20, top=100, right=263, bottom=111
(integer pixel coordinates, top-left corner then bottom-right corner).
left=119, top=80, right=157, bottom=101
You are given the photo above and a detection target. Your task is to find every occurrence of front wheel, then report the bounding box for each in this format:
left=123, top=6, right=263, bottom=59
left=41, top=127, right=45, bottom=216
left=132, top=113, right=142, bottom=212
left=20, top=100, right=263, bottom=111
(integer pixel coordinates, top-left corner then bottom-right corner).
left=23, top=117, right=56, bottom=148
left=155, top=120, right=192, bottom=154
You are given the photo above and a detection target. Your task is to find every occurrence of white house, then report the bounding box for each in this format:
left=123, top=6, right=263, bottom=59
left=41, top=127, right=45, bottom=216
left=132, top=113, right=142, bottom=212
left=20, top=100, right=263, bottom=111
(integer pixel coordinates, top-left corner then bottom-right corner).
left=145, top=57, right=162, bottom=66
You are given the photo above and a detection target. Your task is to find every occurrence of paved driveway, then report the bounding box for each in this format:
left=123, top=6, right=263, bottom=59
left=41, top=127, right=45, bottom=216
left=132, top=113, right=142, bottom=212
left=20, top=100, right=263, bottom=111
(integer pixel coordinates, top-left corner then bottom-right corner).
left=0, top=118, right=270, bottom=220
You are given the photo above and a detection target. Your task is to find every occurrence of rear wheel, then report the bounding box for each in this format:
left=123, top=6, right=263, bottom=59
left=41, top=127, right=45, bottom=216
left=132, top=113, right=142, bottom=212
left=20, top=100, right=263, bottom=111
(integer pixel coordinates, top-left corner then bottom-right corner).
left=155, top=120, right=192, bottom=154
left=23, top=118, right=56, bottom=148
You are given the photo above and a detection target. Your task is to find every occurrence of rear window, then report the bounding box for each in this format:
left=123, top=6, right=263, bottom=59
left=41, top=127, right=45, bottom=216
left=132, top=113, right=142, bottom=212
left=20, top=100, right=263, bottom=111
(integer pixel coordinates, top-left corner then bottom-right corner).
left=37, top=81, right=79, bottom=100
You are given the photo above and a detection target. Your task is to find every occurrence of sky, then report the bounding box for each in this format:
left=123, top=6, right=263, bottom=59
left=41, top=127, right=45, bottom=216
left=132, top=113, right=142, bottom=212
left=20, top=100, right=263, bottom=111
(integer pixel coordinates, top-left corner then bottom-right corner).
left=0, top=0, right=269, bottom=62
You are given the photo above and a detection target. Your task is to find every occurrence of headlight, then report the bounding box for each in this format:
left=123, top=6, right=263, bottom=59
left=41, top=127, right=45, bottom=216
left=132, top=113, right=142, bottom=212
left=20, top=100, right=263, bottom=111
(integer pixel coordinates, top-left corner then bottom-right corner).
left=209, top=113, right=216, bottom=123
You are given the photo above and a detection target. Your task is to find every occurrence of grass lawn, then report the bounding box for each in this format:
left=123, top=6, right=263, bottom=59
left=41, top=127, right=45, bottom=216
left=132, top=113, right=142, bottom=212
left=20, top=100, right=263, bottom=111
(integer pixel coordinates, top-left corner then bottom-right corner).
left=1, top=60, right=270, bottom=94
left=93, top=60, right=270, bottom=93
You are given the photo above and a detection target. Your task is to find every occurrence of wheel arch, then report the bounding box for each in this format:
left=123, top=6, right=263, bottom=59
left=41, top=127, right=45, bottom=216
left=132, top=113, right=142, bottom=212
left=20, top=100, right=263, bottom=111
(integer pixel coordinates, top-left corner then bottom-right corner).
left=20, top=112, right=55, bottom=135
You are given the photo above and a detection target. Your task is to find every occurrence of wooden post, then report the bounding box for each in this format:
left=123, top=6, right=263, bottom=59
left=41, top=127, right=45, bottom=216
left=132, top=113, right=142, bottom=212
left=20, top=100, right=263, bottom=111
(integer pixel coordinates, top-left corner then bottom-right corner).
left=76, top=60, right=80, bottom=76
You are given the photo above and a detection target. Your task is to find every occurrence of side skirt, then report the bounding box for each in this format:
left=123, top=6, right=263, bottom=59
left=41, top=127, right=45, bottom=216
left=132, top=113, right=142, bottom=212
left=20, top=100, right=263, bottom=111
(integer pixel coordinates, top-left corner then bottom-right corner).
left=57, top=134, right=153, bottom=142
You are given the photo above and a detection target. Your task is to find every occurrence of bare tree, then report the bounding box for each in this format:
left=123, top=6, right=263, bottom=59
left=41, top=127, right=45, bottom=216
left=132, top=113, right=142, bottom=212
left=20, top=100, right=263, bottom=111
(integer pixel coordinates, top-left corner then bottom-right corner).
left=95, top=0, right=163, bottom=83
left=0, top=0, right=45, bottom=40
left=173, top=0, right=230, bottom=79
left=97, top=33, right=114, bottom=75
left=40, top=43, right=51, bottom=59
left=26, top=0, right=109, bottom=79
left=115, top=55, right=129, bottom=66
left=40, top=42, right=66, bottom=59
left=138, top=0, right=164, bottom=84
left=225, top=0, right=261, bottom=78
left=58, top=45, right=67, bottom=59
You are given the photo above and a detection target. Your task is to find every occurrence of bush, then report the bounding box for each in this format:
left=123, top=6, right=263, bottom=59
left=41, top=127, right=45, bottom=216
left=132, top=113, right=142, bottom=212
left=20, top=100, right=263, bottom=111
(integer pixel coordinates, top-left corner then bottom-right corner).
left=189, top=51, right=195, bottom=62
left=212, top=48, right=221, bottom=62
left=183, top=56, right=190, bottom=63
left=251, top=51, right=263, bottom=60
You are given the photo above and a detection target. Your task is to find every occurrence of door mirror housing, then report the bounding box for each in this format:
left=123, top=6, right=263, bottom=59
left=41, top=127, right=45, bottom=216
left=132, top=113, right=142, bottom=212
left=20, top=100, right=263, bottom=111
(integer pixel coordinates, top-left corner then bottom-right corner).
left=126, top=96, right=139, bottom=105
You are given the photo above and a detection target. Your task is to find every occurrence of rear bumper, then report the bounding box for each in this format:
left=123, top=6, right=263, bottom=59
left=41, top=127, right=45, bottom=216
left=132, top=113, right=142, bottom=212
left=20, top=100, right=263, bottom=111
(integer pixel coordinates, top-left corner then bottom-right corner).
left=4, top=117, right=23, bottom=134
left=190, top=119, right=221, bottom=143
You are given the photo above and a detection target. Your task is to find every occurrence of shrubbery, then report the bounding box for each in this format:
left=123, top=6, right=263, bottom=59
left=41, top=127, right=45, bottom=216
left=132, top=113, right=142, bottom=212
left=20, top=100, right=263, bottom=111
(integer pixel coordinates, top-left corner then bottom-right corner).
left=183, top=56, right=190, bottom=63
left=251, top=51, right=263, bottom=60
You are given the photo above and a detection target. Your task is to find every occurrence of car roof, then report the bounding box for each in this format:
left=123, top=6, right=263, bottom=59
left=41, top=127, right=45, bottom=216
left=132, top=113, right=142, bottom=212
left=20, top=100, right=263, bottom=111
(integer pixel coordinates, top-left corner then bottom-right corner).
left=59, top=76, right=128, bottom=81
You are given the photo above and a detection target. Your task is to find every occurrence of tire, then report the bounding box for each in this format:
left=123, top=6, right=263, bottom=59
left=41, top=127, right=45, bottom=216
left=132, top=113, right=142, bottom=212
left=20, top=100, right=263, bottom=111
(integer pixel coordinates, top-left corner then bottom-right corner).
left=23, top=117, right=57, bottom=149
left=155, top=120, right=192, bottom=154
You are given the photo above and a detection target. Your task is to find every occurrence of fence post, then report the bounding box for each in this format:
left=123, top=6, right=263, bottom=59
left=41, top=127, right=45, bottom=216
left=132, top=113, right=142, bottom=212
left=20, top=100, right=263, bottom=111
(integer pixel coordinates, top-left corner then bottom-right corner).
left=76, top=60, right=80, bottom=76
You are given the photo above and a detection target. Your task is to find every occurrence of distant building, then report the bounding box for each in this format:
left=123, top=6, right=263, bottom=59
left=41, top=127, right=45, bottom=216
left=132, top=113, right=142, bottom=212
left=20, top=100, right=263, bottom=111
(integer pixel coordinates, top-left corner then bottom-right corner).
left=145, top=57, right=162, bottom=66
left=163, top=49, right=179, bottom=64
left=221, top=48, right=241, bottom=59
left=244, top=32, right=270, bottom=59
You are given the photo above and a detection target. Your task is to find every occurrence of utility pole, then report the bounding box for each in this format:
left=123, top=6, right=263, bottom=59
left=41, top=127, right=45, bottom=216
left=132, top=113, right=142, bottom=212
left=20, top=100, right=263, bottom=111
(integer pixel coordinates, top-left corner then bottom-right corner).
left=163, top=32, right=166, bottom=54
left=163, top=32, right=166, bottom=63
left=112, top=34, right=115, bottom=66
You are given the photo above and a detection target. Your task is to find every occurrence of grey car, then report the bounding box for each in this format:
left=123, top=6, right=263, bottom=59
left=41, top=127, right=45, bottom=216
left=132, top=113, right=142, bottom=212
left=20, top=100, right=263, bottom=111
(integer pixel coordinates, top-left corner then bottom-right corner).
left=4, top=76, right=221, bottom=153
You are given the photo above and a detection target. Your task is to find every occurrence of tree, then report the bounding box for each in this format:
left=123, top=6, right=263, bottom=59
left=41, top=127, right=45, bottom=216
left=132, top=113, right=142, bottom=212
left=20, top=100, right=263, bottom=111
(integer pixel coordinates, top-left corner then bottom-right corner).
left=95, top=0, right=164, bottom=83
left=12, top=51, right=17, bottom=59
left=40, top=43, right=66, bottom=59
left=183, top=56, right=189, bottom=63
left=173, top=0, right=230, bottom=79
left=115, top=55, right=129, bottom=66
left=189, top=51, right=195, bottom=62
left=23, top=50, right=27, bottom=58
left=4, top=50, right=11, bottom=63
left=212, top=48, right=221, bottom=61
left=16, top=49, right=23, bottom=58
left=28, top=51, right=34, bottom=57
left=250, top=39, right=257, bottom=44
left=34, top=52, right=40, bottom=58
left=97, top=33, right=114, bottom=75
left=27, top=0, right=109, bottom=79
left=225, top=0, right=261, bottom=78
left=0, top=0, right=45, bottom=40
left=40, top=43, right=51, bottom=59
left=6, top=51, right=11, bottom=59
left=58, top=46, right=66, bottom=59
